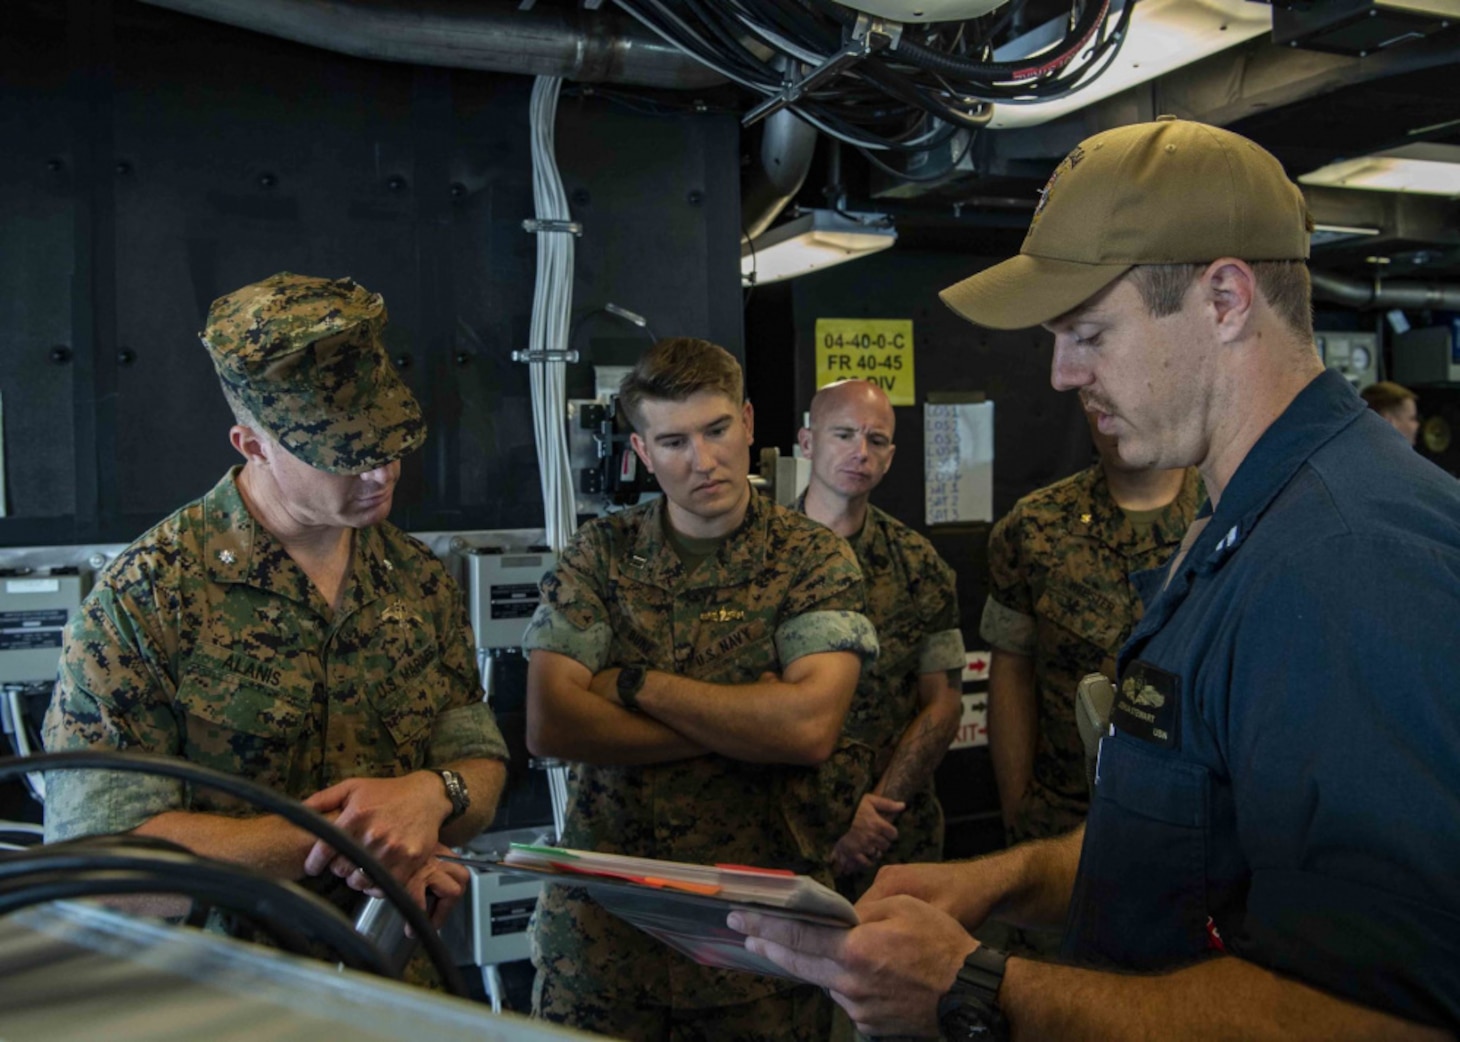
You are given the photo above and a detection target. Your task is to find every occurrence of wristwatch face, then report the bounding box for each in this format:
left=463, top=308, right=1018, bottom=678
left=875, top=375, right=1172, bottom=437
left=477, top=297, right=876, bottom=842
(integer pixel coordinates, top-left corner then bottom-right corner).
left=617, top=666, right=646, bottom=705
left=941, top=999, right=1000, bottom=1040
left=938, top=947, right=1009, bottom=1041
left=438, top=768, right=470, bottom=822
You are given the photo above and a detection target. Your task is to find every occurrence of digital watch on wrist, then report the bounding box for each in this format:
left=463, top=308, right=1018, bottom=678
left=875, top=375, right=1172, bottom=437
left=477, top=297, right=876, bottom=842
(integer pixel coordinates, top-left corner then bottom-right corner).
left=617, top=665, right=648, bottom=712
left=431, top=767, right=471, bottom=825
left=937, top=946, right=1010, bottom=1041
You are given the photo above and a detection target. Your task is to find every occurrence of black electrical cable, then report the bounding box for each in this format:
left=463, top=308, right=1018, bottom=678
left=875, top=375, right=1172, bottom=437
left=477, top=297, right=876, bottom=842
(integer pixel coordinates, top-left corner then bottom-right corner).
left=807, top=0, right=1111, bottom=85
left=0, top=751, right=468, bottom=997
left=615, top=0, right=1132, bottom=154
left=857, top=126, right=979, bottom=184
left=0, top=850, right=391, bottom=976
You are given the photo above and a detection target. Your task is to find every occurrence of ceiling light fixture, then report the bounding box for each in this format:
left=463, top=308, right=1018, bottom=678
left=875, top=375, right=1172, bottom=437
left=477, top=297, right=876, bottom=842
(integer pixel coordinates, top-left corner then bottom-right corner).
left=1300, top=143, right=1460, bottom=198
left=987, top=0, right=1271, bottom=129
left=1310, top=223, right=1383, bottom=247
left=741, top=209, right=897, bottom=286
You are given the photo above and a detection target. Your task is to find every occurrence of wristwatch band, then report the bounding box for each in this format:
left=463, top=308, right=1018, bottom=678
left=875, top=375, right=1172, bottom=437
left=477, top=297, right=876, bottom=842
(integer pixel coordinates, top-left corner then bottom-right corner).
left=617, top=665, right=648, bottom=713
left=937, top=945, right=1010, bottom=1041
left=432, top=767, right=471, bottom=825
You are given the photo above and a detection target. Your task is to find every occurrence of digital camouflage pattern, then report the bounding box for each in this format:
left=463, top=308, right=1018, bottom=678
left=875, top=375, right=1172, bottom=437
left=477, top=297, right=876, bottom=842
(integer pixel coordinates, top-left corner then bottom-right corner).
left=200, top=272, right=426, bottom=475
left=43, top=467, right=507, bottom=841
left=795, top=498, right=964, bottom=899
left=981, top=464, right=1202, bottom=842
left=522, top=489, right=876, bottom=1028
left=534, top=962, right=829, bottom=1042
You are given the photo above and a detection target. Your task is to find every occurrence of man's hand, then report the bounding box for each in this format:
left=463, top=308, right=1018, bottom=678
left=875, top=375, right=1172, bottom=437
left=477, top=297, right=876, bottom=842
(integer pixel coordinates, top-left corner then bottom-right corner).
left=729, top=895, right=978, bottom=1037
left=830, top=793, right=905, bottom=876
left=587, top=666, right=622, bottom=704
left=397, top=847, right=471, bottom=935
left=862, top=861, right=1002, bottom=931
left=301, top=772, right=449, bottom=892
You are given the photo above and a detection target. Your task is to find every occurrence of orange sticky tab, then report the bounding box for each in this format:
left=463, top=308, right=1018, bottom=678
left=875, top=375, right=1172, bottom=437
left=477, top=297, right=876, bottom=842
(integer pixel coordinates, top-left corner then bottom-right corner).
left=647, top=877, right=723, bottom=896
left=714, top=864, right=796, bottom=876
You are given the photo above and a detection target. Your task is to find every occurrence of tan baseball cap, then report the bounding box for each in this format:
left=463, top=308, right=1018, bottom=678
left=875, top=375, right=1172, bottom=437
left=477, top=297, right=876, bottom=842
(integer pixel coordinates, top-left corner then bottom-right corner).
left=201, top=273, right=426, bottom=475
left=940, top=117, right=1313, bottom=330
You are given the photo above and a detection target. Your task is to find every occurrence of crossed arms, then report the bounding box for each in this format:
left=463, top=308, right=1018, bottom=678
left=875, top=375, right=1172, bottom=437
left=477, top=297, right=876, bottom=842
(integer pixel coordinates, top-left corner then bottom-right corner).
left=525, top=647, right=863, bottom=766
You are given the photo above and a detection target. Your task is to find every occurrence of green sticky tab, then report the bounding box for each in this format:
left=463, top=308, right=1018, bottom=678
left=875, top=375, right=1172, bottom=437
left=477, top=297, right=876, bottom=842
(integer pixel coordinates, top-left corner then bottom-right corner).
left=510, top=842, right=578, bottom=859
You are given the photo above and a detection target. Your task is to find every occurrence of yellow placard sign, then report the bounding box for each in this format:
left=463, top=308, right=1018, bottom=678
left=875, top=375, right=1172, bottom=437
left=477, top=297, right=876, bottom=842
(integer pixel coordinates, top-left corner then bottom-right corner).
left=814, top=318, right=915, bottom=405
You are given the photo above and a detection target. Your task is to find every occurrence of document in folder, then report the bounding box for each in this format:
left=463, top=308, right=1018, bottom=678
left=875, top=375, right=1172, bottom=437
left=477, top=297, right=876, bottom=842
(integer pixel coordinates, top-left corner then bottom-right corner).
left=446, top=843, right=858, bottom=980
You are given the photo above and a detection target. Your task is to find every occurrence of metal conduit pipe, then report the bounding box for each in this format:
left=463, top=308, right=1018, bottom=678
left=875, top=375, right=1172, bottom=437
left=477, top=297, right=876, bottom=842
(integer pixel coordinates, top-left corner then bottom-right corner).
left=138, top=0, right=725, bottom=89
left=1312, top=269, right=1460, bottom=311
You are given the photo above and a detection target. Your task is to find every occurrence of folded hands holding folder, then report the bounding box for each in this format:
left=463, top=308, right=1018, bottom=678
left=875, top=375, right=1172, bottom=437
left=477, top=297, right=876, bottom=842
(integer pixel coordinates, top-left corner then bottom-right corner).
left=445, top=843, right=857, bottom=979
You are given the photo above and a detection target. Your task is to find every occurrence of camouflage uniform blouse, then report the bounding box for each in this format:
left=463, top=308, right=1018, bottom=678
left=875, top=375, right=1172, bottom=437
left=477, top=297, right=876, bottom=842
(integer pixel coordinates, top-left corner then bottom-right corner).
left=43, top=467, right=507, bottom=839
left=797, top=498, right=964, bottom=892
left=980, top=465, right=1202, bottom=842
left=522, top=490, right=876, bottom=1010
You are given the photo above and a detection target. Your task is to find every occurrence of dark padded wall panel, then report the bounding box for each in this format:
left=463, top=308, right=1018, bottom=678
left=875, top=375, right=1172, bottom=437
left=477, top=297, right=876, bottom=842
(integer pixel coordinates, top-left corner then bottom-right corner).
left=0, top=5, right=76, bottom=523
left=0, top=0, right=742, bottom=545
left=108, top=9, right=431, bottom=519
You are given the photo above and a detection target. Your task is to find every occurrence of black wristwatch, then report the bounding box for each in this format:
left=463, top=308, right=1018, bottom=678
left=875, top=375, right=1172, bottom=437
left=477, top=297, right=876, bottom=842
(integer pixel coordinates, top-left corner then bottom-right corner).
left=431, top=767, right=471, bottom=825
left=937, top=946, right=1010, bottom=1041
left=617, top=665, right=648, bottom=713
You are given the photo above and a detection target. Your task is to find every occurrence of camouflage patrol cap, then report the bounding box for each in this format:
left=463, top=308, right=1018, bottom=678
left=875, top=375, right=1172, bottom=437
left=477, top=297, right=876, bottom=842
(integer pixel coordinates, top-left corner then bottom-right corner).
left=201, top=272, right=426, bottom=474
left=940, top=117, right=1313, bottom=330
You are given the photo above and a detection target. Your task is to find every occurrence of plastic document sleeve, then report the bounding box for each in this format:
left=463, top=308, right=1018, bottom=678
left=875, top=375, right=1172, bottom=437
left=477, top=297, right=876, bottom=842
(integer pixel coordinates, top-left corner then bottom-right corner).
left=444, top=843, right=858, bottom=980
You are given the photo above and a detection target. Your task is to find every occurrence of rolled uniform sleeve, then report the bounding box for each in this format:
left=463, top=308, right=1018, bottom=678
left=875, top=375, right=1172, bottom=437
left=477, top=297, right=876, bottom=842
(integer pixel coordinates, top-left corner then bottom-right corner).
left=521, top=526, right=616, bottom=672
left=981, top=508, right=1036, bottom=656
left=919, top=628, right=967, bottom=675
left=774, top=531, right=878, bottom=666
left=42, top=588, right=185, bottom=842
left=423, top=573, right=508, bottom=765
left=917, top=547, right=966, bottom=675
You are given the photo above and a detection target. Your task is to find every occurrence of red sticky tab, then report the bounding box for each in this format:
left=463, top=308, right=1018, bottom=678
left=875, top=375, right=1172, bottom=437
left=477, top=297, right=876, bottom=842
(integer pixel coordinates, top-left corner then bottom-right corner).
left=1205, top=916, right=1225, bottom=952
left=714, top=863, right=796, bottom=876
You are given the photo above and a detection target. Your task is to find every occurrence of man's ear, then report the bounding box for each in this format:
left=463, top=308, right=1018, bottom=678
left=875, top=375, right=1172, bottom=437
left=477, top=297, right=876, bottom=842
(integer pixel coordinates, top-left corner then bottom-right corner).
left=229, top=425, right=270, bottom=465
left=1204, top=258, right=1257, bottom=344
left=796, top=426, right=814, bottom=459
left=629, top=431, right=655, bottom=474
left=742, top=400, right=755, bottom=447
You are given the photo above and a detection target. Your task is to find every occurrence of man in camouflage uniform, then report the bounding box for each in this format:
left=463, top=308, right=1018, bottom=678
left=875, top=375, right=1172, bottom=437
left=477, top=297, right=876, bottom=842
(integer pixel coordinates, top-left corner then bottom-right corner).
left=523, top=338, right=877, bottom=1042
left=982, top=414, right=1200, bottom=904
left=43, top=272, right=509, bottom=942
left=796, top=380, right=964, bottom=900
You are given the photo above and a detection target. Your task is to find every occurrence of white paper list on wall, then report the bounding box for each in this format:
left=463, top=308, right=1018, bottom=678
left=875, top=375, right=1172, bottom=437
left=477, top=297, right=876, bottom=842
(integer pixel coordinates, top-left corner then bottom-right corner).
left=924, top=398, right=994, bottom=526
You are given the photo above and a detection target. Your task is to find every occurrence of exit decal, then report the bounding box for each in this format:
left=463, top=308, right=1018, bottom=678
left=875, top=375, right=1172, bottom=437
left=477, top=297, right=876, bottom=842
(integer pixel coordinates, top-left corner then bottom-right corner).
left=814, top=318, right=915, bottom=405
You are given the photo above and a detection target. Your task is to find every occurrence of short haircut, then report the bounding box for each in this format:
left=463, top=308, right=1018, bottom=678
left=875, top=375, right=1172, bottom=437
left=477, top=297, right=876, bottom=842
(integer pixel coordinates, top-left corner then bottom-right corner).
left=1128, top=260, right=1314, bottom=340
left=617, top=337, right=744, bottom=433
left=1361, top=381, right=1417, bottom=415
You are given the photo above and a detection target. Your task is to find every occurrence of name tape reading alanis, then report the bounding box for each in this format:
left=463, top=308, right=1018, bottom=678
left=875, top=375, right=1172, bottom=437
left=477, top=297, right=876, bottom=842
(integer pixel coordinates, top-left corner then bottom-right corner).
left=814, top=318, right=915, bottom=405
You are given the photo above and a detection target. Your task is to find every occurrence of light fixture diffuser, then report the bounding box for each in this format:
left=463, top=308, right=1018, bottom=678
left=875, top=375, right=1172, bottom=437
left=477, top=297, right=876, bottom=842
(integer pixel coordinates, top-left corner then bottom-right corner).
left=741, top=209, right=898, bottom=286
left=1300, top=144, right=1460, bottom=198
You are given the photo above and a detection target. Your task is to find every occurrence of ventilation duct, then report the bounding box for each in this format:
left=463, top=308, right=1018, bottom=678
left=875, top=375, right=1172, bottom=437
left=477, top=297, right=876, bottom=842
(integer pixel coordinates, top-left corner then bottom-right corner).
left=138, top=0, right=724, bottom=89
left=1312, top=269, right=1460, bottom=311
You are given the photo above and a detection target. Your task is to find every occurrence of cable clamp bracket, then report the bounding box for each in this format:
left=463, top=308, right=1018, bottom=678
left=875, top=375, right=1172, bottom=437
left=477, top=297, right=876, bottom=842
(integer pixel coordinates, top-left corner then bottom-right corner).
left=742, top=14, right=900, bottom=128
left=511, top=349, right=580, bottom=364
left=522, top=217, right=583, bottom=236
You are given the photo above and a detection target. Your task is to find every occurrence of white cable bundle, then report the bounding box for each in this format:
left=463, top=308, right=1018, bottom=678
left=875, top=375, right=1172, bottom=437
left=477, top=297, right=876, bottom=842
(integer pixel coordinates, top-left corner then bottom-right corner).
left=527, top=76, right=578, bottom=553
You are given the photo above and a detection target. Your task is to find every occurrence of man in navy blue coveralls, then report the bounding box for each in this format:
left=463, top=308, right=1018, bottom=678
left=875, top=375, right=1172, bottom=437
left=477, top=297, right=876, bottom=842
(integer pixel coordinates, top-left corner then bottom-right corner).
left=732, top=118, right=1460, bottom=1040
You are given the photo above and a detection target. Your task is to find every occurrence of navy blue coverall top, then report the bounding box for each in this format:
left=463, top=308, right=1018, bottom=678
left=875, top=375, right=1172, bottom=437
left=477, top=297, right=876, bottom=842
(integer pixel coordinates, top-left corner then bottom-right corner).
left=1063, top=369, right=1460, bottom=1028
